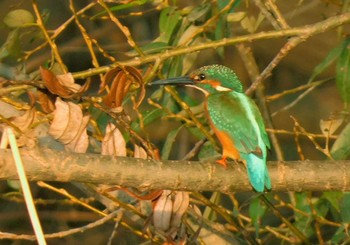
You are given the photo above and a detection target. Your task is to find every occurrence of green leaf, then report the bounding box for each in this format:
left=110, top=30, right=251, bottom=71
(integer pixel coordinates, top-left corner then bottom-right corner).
left=131, top=108, right=163, bottom=133
left=331, top=226, right=346, bottom=243
left=322, top=192, right=342, bottom=211
left=314, top=198, right=329, bottom=218
left=159, top=7, right=182, bottom=44
left=3, top=9, right=34, bottom=28
left=187, top=3, right=210, bottom=22
left=336, top=38, right=350, bottom=106
left=309, top=38, right=350, bottom=83
left=294, top=192, right=313, bottom=237
left=331, top=122, right=350, bottom=160
left=249, top=197, right=266, bottom=237
left=340, top=192, right=350, bottom=223
left=161, top=125, right=184, bottom=160
left=0, top=29, right=21, bottom=60
left=198, top=141, right=219, bottom=160
left=91, top=0, right=151, bottom=19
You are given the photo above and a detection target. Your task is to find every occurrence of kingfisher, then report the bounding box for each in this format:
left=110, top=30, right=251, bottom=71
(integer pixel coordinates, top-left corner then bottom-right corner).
left=151, top=64, right=271, bottom=192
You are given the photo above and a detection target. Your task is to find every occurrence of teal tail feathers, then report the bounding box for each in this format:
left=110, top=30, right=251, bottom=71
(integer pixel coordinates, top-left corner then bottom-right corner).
left=243, top=152, right=271, bottom=192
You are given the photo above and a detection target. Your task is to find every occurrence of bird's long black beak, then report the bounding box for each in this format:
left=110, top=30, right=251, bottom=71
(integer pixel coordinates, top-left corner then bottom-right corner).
left=150, top=77, right=194, bottom=86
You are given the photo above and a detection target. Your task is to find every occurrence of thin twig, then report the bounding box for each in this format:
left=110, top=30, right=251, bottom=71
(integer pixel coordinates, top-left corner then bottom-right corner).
left=72, top=12, right=350, bottom=79
left=32, top=0, right=67, bottom=72
left=0, top=210, right=121, bottom=241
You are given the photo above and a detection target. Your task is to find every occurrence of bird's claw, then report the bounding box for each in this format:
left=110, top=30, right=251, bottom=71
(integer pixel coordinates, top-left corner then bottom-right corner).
left=216, top=157, right=228, bottom=168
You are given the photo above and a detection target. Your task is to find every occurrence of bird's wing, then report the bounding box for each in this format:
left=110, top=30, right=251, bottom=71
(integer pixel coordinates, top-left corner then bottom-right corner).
left=206, top=92, right=269, bottom=156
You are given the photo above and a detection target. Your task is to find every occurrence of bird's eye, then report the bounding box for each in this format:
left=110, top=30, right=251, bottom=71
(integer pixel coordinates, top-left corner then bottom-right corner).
left=198, top=74, right=206, bottom=80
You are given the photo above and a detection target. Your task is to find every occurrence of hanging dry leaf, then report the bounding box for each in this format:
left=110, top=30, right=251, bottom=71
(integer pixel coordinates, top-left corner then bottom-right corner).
left=36, top=90, right=55, bottom=113
left=10, top=107, right=36, bottom=131
left=49, top=98, right=89, bottom=153
left=65, top=115, right=89, bottom=153
left=134, top=144, right=148, bottom=159
left=153, top=190, right=189, bottom=236
left=99, top=66, right=145, bottom=109
left=153, top=190, right=173, bottom=231
left=170, top=191, right=190, bottom=231
left=101, top=123, right=127, bottom=156
left=40, top=67, right=90, bottom=98
left=8, top=107, right=37, bottom=147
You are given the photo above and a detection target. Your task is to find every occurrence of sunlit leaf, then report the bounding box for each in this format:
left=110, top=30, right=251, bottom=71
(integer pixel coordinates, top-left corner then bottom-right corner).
left=227, top=12, right=246, bottom=22
left=3, top=9, right=34, bottom=28
left=159, top=7, right=182, bottom=43
left=101, top=123, right=126, bottom=156
left=336, top=37, right=350, bottom=106
left=331, top=122, right=350, bottom=160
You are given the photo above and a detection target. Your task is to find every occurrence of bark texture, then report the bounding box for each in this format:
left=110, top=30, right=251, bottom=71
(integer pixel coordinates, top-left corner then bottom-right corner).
left=0, top=148, right=348, bottom=192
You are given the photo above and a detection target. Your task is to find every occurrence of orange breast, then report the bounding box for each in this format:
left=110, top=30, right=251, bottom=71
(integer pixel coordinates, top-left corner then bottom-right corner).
left=212, top=127, right=240, bottom=160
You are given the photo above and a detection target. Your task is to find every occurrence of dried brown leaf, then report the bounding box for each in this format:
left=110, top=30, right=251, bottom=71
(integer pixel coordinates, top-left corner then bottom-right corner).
left=320, top=117, right=344, bottom=136
left=152, top=191, right=189, bottom=234
left=10, top=107, right=36, bottom=131
left=170, top=192, right=189, bottom=229
left=40, top=67, right=90, bottom=98
left=134, top=144, right=148, bottom=159
left=100, top=66, right=145, bottom=109
left=153, top=190, right=173, bottom=231
left=8, top=107, right=37, bottom=147
left=65, top=115, right=89, bottom=153
left=37, top=90, right=55, bottom=113
left=49, top=98, right=89, bottom=152
left=101, top=123, right=126, bottom=156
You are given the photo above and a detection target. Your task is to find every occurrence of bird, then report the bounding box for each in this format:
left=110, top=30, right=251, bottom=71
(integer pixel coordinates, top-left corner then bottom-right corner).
left=151, top=64, right=271, bottom=192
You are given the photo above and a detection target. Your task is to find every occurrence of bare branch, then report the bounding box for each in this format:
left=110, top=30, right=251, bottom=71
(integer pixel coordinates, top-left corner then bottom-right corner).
left=0, top=148, right=349, bottom=192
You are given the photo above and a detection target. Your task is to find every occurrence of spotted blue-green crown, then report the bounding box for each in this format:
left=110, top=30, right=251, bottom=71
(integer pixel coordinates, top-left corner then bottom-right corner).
left=191, top=65, right=244, bottom=93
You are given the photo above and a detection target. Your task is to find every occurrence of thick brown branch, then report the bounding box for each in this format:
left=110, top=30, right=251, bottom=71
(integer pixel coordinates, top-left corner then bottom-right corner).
left=0, top=148, right=348, bottom=192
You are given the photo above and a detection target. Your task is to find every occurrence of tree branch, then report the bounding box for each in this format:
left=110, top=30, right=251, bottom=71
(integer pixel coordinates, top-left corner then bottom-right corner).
left=72, top=12, right=350, bottom=79
left=0, top=148, right=349, bottom=192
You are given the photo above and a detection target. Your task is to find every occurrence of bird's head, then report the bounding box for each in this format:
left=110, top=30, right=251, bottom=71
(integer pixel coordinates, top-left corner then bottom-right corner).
left=151, top=65, right=244, bottom=95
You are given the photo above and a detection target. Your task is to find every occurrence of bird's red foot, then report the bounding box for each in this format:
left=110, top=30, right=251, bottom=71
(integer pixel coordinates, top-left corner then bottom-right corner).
left=216, top=156, right=228, bottom=168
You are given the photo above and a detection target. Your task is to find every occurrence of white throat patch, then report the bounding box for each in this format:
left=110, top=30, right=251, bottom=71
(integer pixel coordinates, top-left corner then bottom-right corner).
left=215, top=86, right=231, bottom=92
